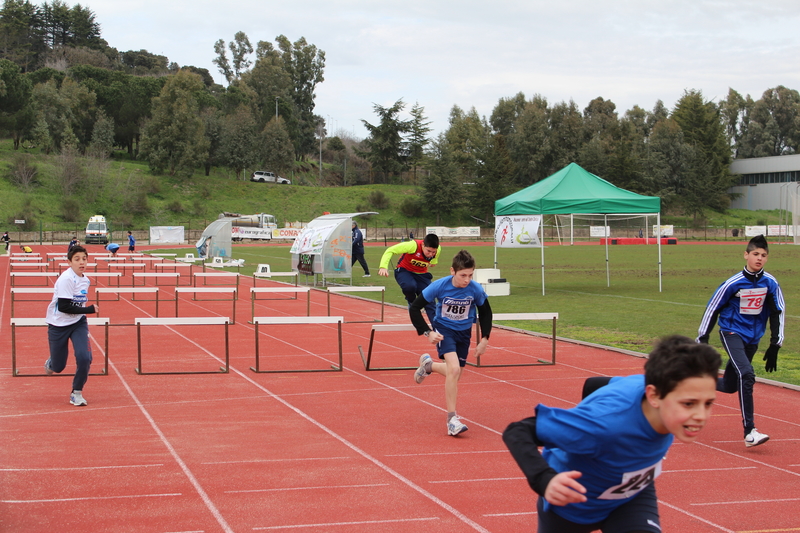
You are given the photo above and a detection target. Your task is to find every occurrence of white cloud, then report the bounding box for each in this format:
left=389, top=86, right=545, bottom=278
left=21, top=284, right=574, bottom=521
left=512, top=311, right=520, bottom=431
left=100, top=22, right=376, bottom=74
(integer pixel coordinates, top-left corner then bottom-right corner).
left=86, top=0, right=800, bottom=138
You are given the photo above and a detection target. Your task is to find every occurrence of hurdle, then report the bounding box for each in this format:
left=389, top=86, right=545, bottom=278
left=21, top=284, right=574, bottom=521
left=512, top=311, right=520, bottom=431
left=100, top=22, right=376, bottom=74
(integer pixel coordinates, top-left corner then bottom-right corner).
left=10, top=262, right=50, bottom=271
left=10, top=272, right=59, bottom=287
left=253, top=271, right=299, bottom=286
left=193, top=272, right=240, bottom=287
left=95, top=287, right=163, bottom=318
left=135, top=316, right=229, bottom=375
left=136, top=256, right=165, bottom=269
left=358, top=324, right=419, bottom=371
left=326, top=286, right=385, bottom=323
left=10, top=288, right=53, bottom=317
left=251, top=316, right=343, bottom=373
left=84, top=272, right=122, bottom=287
left=108, top=262, right=146, bottom=274
left=154, top=262, right=195, bottom=282
left=58, top=262, right=99, bottom=272
left=132, top=272, right=180, bottom=286
left=249, top=287, right=311, bottom=321
left=10, top=317, right=109, bottom=377
left=466, top=312, right=559, bottom=368
left=175, top=287, right=237, bottom=324
left=149, top=253, right=177, bottom=258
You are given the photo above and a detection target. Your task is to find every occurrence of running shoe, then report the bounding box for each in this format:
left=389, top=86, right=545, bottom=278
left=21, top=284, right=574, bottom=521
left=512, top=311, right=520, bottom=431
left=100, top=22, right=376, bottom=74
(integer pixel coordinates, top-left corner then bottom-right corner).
left=44, top=358, right=54, bottom=375
left=414, top=353, right=432, bottom=384
left=70, top=391, right=88, bottom=406
left=447, top=416, right=468, bottom=436
left=745, top=428, right=769, bottom=447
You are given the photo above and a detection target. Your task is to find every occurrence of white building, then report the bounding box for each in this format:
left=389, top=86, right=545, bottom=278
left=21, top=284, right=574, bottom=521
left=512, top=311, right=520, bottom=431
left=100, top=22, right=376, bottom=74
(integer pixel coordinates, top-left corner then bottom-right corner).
left=729, top=154, right=800, bottom=210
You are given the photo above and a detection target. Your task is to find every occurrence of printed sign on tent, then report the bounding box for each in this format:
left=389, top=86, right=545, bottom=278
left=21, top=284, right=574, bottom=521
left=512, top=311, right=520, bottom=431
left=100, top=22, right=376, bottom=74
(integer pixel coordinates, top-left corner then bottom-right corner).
left=494, top=215, right=542, bottom=248
left=290, top=223, right=339, bottom=255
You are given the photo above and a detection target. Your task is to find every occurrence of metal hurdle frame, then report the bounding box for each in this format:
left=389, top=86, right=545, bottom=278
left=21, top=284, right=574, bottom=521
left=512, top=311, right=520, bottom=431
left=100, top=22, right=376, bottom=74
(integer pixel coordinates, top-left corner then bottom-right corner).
left=358, top=324, right=418, bottom=371
left=466, top=312, right=559, bottom=368
left=249, top=287, right=311, bottom=322
left=95, top=287, right=163, bottom=319
left=251, top=316, right=343, bottom=373
left=10, top=272, right=59, bottom=287
left=132, top=272, right=180, bottom=287
left=153, top=262, right=195, bottom=284
left=135, top=317, right=230, bottom=375
left=10, top=317, right=110, bottom=377
left=174, top=287, right=238, bottom=324
left=84, top=272, right=122, bottom=287
left=10, top=262, right=50, bottom=272
left=193, top=272, right=240, bottom=287
left=10, top=288, right=53, bottom=317
left=253, top=271, right=299, bottom=286
left=326, top=286, right=385, bottom=323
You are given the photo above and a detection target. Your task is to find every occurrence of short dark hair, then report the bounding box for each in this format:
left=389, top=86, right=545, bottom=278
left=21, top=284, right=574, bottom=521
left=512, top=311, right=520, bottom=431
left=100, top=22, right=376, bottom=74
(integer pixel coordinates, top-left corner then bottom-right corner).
left=645, top=335, right=721, bottom=398
left=746, top=234, right=768, bottom=253
left=451, top=249, right=475, bottom=272
left=422, top=233, right=439, bottom=248
left=68, top=245, right=88, bottom=261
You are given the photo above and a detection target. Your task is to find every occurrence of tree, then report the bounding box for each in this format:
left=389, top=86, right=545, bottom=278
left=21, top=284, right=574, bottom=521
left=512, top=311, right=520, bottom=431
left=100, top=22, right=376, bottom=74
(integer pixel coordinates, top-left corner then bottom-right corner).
left=508, top=95, right=550, bottom=184
left=0, top=0, right=47, bottom=72
left=671, top=89, right=733, bottom=211
left=444, top=105, right=490, bottom=185
left=359, top=99, right=410, bottom=183
left=422, top=134, right=463, bottom=225
left=468, top=133, right=516, bottom=224
left=407, top=102, right=431, bottom=184
left=213, top=32, right=253, bottom=83
left=737, top=86, right=800, bottom=157
left=0, top=58, right=33, bottom=148
left=261, top=116, right=295, bottom=177
left=490, top=92, right=526, bottom=136
left=87, top=108, right=113, bottom=157
left=140, top=70, right=209, bottom=177
left=218, top=104, right=260, bottom=179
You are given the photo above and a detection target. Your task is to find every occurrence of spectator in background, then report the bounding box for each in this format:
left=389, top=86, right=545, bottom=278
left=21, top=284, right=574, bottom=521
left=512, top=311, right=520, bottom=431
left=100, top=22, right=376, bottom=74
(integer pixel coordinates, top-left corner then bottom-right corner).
left=351, top=221, right=370, bottom=277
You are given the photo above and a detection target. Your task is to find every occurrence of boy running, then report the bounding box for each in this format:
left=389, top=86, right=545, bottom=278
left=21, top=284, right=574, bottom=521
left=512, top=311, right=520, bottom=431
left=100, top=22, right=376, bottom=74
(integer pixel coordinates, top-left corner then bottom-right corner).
left=504, top=335, right=721, bottom=533
left=127, top=231, right=135, bottom=252
left=697, top=234, right=785, bottom=447
left=378, top=233, right=442, bottom=324
left=410, top=249, right=492, bottom=436
left=44, top=245, right=98, bottom=406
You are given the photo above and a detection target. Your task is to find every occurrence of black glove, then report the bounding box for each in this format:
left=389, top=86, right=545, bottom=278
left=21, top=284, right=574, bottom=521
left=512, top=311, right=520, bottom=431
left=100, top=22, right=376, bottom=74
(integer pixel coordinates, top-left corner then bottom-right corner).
left=697, top=335, right=709, bottom=344
left=763, top=344, right=780, bottom=373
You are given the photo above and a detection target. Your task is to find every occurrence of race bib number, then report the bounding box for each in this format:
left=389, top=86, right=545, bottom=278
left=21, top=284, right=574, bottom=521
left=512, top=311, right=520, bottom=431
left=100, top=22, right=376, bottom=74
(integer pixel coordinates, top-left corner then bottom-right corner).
left=441, top=297, right=472, bottom=322
left=738, top=287, right=767, bottom=315
left=598, top=460, right=662, bottom=500
left=73, top=289, right=88, bottom=305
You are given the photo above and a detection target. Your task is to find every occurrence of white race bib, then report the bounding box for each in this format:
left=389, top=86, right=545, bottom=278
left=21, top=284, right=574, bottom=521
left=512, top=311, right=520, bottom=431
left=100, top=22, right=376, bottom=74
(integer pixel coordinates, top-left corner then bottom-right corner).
left=598, top=460, right=662, bottom=500
left=738, top=287, right=767, bottom=315
left=441, top=297, right=472, bottom=322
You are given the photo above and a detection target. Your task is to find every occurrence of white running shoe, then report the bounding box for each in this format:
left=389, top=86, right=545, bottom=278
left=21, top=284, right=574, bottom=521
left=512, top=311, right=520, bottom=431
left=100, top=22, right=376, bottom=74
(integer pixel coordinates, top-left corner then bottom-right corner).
left=447, top=416, right=468, bottom=436
left=363, top=274, right=371, bottom=277
left=414, top=354, right=433, bottom=384
left=70, top=391, right=88, bottom=406
left=745, top=428, right=769, bottom=447
left=44, top=358, right=54, bottom=375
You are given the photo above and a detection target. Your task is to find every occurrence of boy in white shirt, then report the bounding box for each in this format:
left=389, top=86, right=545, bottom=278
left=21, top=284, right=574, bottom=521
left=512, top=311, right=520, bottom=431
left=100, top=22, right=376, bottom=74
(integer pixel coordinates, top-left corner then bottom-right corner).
left=44, top=245, right=98, bottom=406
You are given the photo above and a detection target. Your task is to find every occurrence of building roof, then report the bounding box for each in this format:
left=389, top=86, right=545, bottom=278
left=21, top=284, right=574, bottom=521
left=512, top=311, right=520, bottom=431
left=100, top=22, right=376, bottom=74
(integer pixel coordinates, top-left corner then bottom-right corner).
left=730, top=154, right=800, bottom=174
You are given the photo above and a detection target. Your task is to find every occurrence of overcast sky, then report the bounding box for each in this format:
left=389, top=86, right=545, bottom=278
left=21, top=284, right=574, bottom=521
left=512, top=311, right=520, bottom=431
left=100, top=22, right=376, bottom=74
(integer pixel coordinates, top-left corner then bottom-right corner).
left=89, top=0, right=800, bottom=140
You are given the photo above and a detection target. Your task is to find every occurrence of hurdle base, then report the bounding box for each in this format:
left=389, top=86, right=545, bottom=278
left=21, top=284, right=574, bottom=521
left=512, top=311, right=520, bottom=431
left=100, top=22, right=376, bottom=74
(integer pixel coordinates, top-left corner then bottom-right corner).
left=358, top=345, right=415, bottom=371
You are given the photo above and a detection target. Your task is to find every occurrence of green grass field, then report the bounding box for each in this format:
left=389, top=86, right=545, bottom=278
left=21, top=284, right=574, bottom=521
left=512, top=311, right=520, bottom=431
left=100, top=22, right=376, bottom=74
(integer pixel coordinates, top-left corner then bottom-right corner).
left=155, top=241, right=800, bottom=386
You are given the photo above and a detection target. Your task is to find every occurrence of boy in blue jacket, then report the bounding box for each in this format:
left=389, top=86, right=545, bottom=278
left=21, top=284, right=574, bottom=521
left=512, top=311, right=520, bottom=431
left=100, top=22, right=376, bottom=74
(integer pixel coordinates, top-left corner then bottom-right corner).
left=697, top=234, right=785, bottom=447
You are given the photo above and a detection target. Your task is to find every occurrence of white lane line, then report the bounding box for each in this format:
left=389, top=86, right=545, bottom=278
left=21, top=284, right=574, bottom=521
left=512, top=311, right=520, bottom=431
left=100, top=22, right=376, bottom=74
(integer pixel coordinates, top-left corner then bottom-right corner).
left=429, top=477, right=524, bottom=484
left=386, top=450, right=508, bottom=457
left=226, top=483, right=389, bottom=494
left=662, top=467, right=756, bottom=473
left=657, top=499, right=735, bottom=533
left=252, top=517, right=440, bottom=530
left=483, top=511, right=537, bottom=517
left=3, top=492, right=181, bottom=503
left=203, top=456, right=352, bottom=465
left=0, top=463, right=164, bottom=472
left=690, top=497, right=800, bottom=506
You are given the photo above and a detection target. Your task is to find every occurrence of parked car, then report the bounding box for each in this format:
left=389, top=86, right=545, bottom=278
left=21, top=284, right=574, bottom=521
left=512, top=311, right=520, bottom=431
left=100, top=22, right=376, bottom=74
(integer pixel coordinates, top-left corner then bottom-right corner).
left=251, top=171, right=291, bottom=184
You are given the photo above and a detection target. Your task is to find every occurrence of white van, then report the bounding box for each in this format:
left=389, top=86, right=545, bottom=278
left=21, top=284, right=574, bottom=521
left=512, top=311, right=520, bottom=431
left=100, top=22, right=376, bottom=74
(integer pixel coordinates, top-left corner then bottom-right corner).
left=85, top=215, right=109, bottom=244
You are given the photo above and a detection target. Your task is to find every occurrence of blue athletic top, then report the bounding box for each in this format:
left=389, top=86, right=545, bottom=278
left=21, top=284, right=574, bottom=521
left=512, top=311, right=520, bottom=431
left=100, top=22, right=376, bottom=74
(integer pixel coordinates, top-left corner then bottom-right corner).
left=106, top=243, right=120, bottom=252
left=421, top=276, right=487, bottom=331
left=697, top=268, right=784, bottom=346
left=536, top=375, right=672, bottom=524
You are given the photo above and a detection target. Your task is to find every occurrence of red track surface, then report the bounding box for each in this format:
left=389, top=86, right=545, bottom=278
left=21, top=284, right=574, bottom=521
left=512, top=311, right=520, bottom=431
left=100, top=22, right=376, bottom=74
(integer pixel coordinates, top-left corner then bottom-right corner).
left=2, top=246, right=799, bottom=532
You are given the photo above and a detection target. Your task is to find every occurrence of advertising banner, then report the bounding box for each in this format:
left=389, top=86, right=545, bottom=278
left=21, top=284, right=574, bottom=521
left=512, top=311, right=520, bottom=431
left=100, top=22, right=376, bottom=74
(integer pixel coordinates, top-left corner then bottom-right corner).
left=425, top=226, right=481, bottom=237
left=272, top=227, right=302, bottom=239
left=149, top=226, right=185, bottom=244
left=494, top=216, right=542, bottom=248
left=290, top=223, right=338, bottom=255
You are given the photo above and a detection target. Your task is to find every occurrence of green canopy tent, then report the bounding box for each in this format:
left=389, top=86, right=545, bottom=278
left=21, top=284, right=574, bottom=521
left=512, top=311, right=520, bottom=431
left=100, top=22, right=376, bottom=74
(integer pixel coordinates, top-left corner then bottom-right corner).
left=494, top=162, right=662, bottom=294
